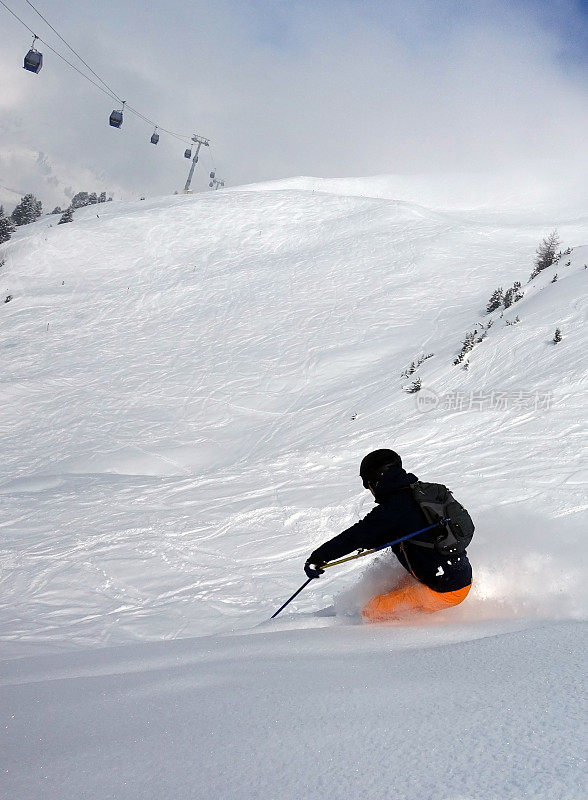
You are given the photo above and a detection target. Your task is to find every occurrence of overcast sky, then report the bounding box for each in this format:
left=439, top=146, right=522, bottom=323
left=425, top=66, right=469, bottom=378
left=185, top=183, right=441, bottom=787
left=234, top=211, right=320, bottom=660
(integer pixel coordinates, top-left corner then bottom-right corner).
left=1, top=0, right=587, bottom=210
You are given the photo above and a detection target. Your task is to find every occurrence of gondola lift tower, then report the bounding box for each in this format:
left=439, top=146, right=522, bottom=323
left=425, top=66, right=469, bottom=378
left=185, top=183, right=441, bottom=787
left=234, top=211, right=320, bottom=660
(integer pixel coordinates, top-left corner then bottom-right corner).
left=183, top=134, right=210, bottom=193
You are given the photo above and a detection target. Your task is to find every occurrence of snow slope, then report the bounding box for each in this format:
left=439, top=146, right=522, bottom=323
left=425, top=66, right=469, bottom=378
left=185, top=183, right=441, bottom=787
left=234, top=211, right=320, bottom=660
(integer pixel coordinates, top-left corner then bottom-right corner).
left=2, top=620, right=585, bottom=800
left=0, top=173, right=586, bottom=799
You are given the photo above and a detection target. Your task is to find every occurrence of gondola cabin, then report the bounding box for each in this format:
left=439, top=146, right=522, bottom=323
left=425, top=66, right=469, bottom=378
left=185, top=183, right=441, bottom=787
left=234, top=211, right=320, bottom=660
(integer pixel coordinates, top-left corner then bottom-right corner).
left=150, top=132, right=160, bottom=145
left=23, top=49, right=43, bottom=74
left=184, top=148, right=192, bottom=158
left=109, top=109, right=123, bottom=128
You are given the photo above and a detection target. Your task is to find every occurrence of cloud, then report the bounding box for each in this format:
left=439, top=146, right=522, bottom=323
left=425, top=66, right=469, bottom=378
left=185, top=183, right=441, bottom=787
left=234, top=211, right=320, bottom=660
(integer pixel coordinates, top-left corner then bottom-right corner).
left=0, top=0, right=587, bottom=210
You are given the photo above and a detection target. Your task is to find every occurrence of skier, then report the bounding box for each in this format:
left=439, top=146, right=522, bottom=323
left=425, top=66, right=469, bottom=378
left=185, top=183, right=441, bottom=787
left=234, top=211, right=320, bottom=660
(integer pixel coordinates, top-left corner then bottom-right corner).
left=304, top=449, right=472, bottom=621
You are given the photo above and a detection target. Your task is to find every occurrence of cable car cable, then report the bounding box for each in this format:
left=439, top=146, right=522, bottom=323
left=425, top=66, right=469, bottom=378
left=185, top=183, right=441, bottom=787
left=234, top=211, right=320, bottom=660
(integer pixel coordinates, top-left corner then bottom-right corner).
left=0, top=0, right=196, bottom=143
left=23, top=0, right=125, bottom=103
left=0, top=0, right=36, bottom=35
left=0, top=0, right=119, bottom=100
left=21, top=0, right=197, bottom=144
left=1, top=0, right=222, bottom=177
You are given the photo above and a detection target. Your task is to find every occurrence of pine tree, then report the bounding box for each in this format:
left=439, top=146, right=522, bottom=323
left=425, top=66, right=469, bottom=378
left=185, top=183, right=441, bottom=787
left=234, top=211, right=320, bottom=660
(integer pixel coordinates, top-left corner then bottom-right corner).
left=504, top=281, right=524, bottom=308
left=71, top=192, right=90, bottom=209
left=50, top=206, right=62, bottom=215
left=553, top=328, right=562, bottom=344
left=11, top=194, right=42, bottom=226
left=58, top=207, right=74, bottom=224
left=530, top=230, right=560, bottom=280
left=486, top=288, right=503, bottom=313
left=0, top=205, right=16, bottom=243
left=454, top=331, right=477, bottom=364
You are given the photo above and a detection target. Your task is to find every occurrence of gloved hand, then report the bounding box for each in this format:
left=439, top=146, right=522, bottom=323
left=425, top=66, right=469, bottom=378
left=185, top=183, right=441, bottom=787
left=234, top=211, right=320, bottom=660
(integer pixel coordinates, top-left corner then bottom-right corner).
left=304, top=561, right=325, bottom=579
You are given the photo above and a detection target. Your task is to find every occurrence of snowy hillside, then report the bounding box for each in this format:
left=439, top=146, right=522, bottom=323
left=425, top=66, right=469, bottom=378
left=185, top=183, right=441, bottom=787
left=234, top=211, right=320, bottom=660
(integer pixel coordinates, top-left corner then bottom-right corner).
left=1, top=174, right=586, bottom=799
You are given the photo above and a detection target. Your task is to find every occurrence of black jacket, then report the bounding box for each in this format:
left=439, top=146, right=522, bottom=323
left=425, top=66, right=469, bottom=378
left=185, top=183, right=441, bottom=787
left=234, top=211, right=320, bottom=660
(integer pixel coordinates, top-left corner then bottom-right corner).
left=309, top=466, right=472, bottom=592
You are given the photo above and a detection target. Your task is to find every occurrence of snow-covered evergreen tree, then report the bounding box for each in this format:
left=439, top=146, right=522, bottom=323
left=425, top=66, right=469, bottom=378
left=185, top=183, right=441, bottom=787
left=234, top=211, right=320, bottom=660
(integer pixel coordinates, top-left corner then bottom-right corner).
left=0, top=205, right=16, bottom=243
left=50, top=206, right=62, bottom=215
left=71, top=192, right=91, bottom=209
left=454, top=331, right=477, bottom=364
left=58, top=207, right=74, bottom=225
left=406, top=377, right=422, bottom=393
left=11, top=194, right=42, bottom=226
left=530, top=230, right=560, bottom=280
left=71, top=191, right=109, bottom=209
left=553, top=327, right=562, bottom=344
left=503, top=281, right=523, bottom=308
left=486, top=287, right=503, bottom=312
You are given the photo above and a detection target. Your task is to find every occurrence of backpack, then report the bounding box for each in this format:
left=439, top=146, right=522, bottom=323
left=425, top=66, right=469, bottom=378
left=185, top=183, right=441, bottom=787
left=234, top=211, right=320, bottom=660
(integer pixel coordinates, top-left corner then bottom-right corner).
left=408, top=481, right=474, bottom=555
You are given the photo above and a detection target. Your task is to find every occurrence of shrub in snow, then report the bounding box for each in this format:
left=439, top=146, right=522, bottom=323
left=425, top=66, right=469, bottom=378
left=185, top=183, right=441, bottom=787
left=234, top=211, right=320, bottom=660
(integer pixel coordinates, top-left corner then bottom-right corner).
left=11, top=194, right=42, bottom=226
left=58, top=207, right=74, bottom=225
left=504, top=281, right=523, bottom=308
left=551, top=273, right=558, bottom=283
left=406, top=377, right=422, bottom=393
left=401, top=353, right=434, bottom=378
left=486, top=287, right=503, bottom=312
left=505, top=315, right=520, bottom=326
left=553, top=328, right=562, bottom=344
left=454, top=331, right=477, bottom=364
left=530, top=230, right=560, bottom=280
left=0, top=206, right=16, bottom=243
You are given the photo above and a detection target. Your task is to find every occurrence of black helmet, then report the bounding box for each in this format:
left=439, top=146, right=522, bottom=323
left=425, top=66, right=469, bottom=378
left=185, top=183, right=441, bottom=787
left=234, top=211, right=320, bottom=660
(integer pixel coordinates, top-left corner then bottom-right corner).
left=359, top=449, right=402, bottom=489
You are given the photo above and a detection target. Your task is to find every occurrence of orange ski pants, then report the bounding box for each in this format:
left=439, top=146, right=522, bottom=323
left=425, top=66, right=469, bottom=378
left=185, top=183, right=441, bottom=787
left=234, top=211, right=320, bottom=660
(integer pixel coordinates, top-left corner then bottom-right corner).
left=363, top=579, right=472, bottom=622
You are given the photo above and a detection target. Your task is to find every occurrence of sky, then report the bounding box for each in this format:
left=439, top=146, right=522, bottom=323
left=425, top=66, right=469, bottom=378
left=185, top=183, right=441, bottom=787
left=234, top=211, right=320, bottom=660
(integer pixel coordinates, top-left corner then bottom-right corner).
left=1, top=0, right=587, bottom=210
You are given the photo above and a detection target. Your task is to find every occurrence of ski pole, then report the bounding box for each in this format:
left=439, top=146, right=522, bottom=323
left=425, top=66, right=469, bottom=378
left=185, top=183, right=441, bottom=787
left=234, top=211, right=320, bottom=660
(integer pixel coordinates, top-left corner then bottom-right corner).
left=271, top=577, right=315, bottom=619
left=270, top=520, right=449, bottom=619
left=321, top=519, right=449, bottom=569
